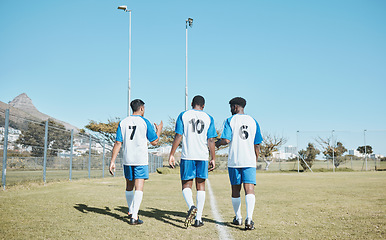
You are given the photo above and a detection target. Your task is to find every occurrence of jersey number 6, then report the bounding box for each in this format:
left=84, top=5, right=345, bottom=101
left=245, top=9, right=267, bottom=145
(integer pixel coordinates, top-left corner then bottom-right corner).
left=239, top=125, right=249, bottom=140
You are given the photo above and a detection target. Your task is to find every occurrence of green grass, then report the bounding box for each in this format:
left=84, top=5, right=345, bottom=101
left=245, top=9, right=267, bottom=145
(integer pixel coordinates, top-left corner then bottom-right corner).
left=0, top=172, right=385, bottom=239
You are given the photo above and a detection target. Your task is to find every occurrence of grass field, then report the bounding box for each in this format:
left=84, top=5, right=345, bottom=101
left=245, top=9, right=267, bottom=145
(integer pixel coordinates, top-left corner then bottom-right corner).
left=0, top=171, right=385, bottom=239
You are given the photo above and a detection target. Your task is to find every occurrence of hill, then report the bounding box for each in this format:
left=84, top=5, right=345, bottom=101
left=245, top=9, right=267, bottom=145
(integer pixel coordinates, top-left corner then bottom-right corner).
left=0, top=93, right=79, bottom=131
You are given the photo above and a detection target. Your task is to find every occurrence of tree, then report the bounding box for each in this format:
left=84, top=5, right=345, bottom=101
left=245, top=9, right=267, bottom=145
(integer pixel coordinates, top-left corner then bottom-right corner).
left=260, top=133, right=287, bottom=170
left=316, top=137, right=347, bottom=167
left=85, top=117, right=178, bottom=151
left=298, top=143, right=320, bottom=171
left=357, top=145, right=373, bottom=155
left=84, top=118, right=120, bottom=150
left=17, top=120, right=71, bottom=157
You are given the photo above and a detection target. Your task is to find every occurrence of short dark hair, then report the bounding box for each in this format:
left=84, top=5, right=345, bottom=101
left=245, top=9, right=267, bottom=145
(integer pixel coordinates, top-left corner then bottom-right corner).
left=229, top=97, right=246, bottom=108
left=192, top=95, right=205, bottom=107
left=130, top=99, right=145, bottom=112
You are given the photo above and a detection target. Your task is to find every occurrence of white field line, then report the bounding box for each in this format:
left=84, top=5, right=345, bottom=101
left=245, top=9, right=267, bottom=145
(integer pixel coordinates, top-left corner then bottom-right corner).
left=207, top=179, right=233, bottom=240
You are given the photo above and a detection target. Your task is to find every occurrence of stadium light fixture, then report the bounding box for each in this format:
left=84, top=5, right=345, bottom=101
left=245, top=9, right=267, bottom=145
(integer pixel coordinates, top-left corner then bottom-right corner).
left=118, top=5, right=128, bottom=11
left=187, top=18, right=193, bottom=27
left=117, top=5, right=132, bottom=116
left=185, top=18, right=193, bottom=111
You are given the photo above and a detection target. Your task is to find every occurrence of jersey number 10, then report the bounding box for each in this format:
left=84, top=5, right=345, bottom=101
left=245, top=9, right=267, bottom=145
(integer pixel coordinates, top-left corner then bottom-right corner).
left=189, top=119, right=205, bottom=134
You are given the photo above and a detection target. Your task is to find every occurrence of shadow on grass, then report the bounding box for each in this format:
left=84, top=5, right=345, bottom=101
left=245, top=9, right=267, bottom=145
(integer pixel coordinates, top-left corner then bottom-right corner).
left=74, top=204, right=239, bottom=230
left=74, top=204, right=129, bottom=224
left=115, top=206, right=239, bottom=230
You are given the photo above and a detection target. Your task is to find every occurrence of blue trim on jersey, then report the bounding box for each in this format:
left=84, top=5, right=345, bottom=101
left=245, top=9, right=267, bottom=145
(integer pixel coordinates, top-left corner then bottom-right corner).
left=116, top=123, right=123, bottom=142
left=140, top=116, right=158, bottom=142
left=207, top=115, right=217, bottom=139
left=254, top=119, right=263, bottom=144
left=221, top=116, right=234, bottom=141
left=175, top=111, right=186, bottom=135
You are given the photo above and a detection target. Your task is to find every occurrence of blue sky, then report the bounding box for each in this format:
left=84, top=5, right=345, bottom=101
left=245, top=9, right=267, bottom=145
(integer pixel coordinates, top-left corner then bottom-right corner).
left=1, top=0, right=385, bottom=154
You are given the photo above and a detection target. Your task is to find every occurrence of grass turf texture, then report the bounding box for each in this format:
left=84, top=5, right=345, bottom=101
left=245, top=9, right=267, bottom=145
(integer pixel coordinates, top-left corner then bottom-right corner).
left=0, top=172, right=384, bottom=239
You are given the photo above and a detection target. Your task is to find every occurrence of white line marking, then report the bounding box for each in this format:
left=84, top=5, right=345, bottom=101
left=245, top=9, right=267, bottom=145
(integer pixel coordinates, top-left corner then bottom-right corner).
left=207, top=179, right=233, bottom=240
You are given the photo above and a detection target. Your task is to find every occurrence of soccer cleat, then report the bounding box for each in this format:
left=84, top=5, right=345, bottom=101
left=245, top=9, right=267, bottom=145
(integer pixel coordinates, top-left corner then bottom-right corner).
left=128, top=212, right=132, bottom=218
left=245, top=218, right=255, bottom=230
left=129, top=217, right=143, bottom=225
left=231, top=216, right=243, bottom=226
left=184, top=206, right=197, bottom=228
left=193, top=220, right=204, bottom=227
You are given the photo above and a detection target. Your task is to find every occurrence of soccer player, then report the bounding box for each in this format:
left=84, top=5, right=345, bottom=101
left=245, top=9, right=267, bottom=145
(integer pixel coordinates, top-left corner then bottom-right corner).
left=109, top=99, right=163, bottom=225
left=215, top=97, right=263, bottom=230
left=168, top=95, right=217, bottom=228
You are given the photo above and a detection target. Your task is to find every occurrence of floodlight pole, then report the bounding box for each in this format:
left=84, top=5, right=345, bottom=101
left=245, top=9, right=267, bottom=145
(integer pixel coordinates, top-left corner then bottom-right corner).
left=185, top=18, right=193, bottom=111
left=332, top=130, right=335, bottom=173
left=118, top=6, right=132, bottom=116
left=364, top=129, right=367, bottom=171
left=296, top=130, right=299, bottom=173
left=185, top=20, right=188, bottom=111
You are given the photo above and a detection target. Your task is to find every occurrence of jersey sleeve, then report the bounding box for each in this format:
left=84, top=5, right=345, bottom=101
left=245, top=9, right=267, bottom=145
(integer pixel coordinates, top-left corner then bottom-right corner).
left=144, top=118, right=158, bottom=142
left=116, top=123, right=123, bottom=142
left=221, top=117, right=232, bottom=141
left=254, top=119, right=263, bottom=144
left=175, top=111, right=185, bottom=135
left=207, top=115, right=217, bottom=139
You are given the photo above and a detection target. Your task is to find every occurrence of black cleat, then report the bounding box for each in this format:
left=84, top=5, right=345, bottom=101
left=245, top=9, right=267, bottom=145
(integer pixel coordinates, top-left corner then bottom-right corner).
left=232, top=216, right=243, bottom=226
left=193, top=220, right=204, bottom=227
left=129, top=217, right=143, bottom=225
left=184, top=206, right=197, bottom=228
left=245, top=218, right=255, bottom=230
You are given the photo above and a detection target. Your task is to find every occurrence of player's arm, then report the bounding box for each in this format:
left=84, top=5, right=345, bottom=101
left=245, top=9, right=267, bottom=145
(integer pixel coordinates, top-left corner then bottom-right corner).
left=215, top=138, right=230, bottom=148
left=150, top=121, right=163, bottom=146
left=254, top=144, right=260, bottom=163
left=208, top=138, right=216, bottom=171
left=109, top=141, right=122, bottom=176
left=168, top=133, right=182, bottom=168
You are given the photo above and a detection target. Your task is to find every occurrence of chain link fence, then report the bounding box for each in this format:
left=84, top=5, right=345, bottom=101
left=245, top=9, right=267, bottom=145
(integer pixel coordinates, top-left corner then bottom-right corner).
left=1, top=109, right=163, bottom=188
left=205, top=130, right=386, bottom=172
left=295, top=130, right=386, bottom=172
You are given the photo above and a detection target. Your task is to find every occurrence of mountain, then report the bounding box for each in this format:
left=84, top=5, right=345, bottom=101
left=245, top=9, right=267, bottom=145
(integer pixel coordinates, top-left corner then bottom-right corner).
left=1, top=93, right=79, bottom=131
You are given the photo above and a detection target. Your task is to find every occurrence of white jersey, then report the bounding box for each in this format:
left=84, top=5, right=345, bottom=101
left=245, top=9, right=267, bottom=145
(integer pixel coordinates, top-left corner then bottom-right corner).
left=221, top=114, right=263, bottom=168
left=116, top=115, right=158, bottom=166
left=175, top=109, right=217, bottom=161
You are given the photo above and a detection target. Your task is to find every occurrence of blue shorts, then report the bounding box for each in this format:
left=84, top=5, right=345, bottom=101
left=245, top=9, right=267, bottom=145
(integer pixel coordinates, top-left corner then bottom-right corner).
left=180, top=159, right=208, bottom=180
left=228, top=167, right=256, bottom=185
left=124, top=165, right=149, bottom=181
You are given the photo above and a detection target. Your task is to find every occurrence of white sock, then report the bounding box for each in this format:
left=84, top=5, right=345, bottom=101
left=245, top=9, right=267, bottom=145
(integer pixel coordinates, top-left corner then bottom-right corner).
left=125, top=190, right=134, bottom=214
left=131, top=191, right=143, bottom=220
left=245, top=194, right=255, bottom=220
left=182, top=188, right=194, bottom=209
left=195, top=191, right=205, bottom=221
left=232, top=197, right=242, bottom=220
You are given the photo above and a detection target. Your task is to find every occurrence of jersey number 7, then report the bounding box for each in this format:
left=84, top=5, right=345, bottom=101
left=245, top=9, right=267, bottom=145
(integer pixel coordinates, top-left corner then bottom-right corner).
left=128, top=126, right=137, bottom=140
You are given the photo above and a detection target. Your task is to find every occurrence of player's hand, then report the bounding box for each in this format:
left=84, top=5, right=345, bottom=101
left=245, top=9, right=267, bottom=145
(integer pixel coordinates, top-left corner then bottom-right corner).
left=208, top=159, right=215, bottom=172
left=109, top=162, right=116, bottom=176
left=169, top=155, right=175, bottom=169
left=154, top=121, right=163, bottom=132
